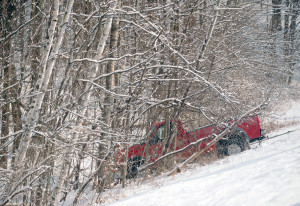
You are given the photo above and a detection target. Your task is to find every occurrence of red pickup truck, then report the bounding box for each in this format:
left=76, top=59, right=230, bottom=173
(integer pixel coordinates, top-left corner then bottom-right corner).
left=121, top=115, right=266, bottom=178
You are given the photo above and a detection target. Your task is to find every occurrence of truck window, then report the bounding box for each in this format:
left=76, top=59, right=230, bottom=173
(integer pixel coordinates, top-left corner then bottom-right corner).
left=150, top=125, right=165, bottom=145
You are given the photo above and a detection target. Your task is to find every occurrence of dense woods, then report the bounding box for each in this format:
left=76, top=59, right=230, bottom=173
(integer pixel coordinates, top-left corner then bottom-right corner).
left=0, top=0, right=299, bottom=205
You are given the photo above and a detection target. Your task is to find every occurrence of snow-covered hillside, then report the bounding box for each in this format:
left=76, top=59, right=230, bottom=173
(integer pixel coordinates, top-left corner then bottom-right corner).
left=103, top=126, right=300, bottom=206
left=100, top=101, right=300, bottom=206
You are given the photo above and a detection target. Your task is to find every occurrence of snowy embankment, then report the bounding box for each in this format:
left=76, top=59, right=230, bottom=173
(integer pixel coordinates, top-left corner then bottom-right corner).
left=104, top=127, right=300, bottom=206
left=101, top=100, right=300, bottom=206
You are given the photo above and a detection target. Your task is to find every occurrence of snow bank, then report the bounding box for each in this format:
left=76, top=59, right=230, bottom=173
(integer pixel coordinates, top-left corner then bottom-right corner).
left=105, top=126, right=300, bottom=206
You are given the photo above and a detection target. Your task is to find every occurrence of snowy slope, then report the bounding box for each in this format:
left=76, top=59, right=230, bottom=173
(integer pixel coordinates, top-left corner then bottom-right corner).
left=101, top=101, right=300, bottom=206
left=104, top=127, right=300, bottom=206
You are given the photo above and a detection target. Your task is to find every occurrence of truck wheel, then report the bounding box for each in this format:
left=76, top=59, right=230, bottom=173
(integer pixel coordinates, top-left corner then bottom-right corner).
left=127, top=156, right=144, bottom=179
left=227, top=134, right=248, bottom=156
left=217, top=132, right=249, bottom=157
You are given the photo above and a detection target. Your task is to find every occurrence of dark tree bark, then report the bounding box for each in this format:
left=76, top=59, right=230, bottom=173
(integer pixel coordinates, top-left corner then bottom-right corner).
left=0, top=0, right=18, bottom=169
left=271, top=0, right=282, bottom=32
left=287, top=0, right=299, bottom=84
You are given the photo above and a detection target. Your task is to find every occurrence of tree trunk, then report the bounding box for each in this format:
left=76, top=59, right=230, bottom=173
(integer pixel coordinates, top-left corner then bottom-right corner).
left=98, top=0, right=120, bottom=190
left=196, top=0, right=222, bottom=70
left=271, top=0, right=282, bottom=32
left=287, top=0, right=299, bottom=84
left=0, top=0, right=17, bottom=170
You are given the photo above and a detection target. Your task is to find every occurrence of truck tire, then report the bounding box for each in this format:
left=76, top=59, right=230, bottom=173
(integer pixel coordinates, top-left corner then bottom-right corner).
left=217, top=131, right=250, bottom=156
left=227, top=137, right=243, bottom=155
left=228, top=131, right=250, bottom=155
left=127, top=156, right=144, bottom=179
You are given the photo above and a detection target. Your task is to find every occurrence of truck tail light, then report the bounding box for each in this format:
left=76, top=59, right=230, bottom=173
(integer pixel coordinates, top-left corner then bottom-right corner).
left=257, top=116, right=261, bottom=126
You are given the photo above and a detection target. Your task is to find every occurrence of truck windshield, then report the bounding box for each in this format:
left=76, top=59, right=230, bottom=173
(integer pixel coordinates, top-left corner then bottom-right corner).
left=139, top=122, right=172, bottom=145
left=139, top=124, right=165, bottom=145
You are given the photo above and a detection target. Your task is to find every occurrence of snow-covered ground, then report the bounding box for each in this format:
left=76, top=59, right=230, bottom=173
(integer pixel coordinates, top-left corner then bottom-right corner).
left=64, top=100, right=300, bottom=206
left=100, top=101, right=300, bottom=206
left=103, top=126, right=300, bottom=206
